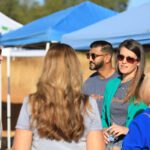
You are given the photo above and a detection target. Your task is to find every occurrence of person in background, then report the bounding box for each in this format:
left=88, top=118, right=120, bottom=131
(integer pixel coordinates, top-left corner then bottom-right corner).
left=12, top=43, right=105, bottom=150
left=0, top=48, right=3, bottom=149
left=101, top=39, right=147, bottom=150
left=82, top=41, right=119, bottom=114
left=122, top=73, right=150, bottom=150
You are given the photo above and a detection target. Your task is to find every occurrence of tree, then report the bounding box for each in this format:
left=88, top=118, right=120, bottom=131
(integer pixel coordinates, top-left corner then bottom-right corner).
left=0, top=0, right=128, bottom=24
left=91, top=0, right=127, bottom=11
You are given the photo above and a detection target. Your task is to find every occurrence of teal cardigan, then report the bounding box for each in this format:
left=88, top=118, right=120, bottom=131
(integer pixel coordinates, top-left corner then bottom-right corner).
left=101, top=77, right=147, bottom=128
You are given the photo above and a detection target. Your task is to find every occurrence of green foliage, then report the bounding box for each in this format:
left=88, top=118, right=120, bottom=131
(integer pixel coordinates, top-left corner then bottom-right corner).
left=0, top=0, right=20, bottom=21
left=0, top=0, right=128, bottom=24
left=92, top=0, right=127, bottom=11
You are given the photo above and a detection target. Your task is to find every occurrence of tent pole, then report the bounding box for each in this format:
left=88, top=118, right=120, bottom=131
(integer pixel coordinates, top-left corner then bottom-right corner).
left=46, top=41, right=59, bottom=52
left=0, top=55, right=2, bottom=148
left=0, top=59, right=2, bottom=120
left=7, top=52, right=11, bottom=149
left=45, top=42, right=50, bottom=53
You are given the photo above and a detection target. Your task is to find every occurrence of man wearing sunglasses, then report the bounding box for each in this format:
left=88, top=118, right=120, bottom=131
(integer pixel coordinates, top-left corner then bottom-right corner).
left=82, top=41, right=119, bottom=114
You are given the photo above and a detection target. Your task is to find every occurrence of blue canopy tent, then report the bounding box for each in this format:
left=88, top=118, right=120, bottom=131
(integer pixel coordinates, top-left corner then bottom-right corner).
left=0, top=1, right=117, bottom=47
left=62, top=2, right=150, bottom=50
left=0, top=4, right=117, bottom=148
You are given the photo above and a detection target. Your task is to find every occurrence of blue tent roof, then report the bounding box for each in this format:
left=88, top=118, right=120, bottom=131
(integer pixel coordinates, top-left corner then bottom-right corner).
left=0, top=1, right=117, bottom=46
left=62, top=2, right=150, bottom=50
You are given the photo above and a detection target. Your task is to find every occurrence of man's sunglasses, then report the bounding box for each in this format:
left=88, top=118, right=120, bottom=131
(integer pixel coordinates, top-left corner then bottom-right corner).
left=117, top=54, right=139, bottom=64
left=86, top=53, right=105, bottom=60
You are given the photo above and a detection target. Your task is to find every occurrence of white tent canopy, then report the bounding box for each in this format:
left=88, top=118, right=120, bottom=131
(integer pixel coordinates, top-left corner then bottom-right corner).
left=2, top=48, right=46, bottom=57
left=2, top=47, right=46, bottom=149
left=0, top=12, right=22, bottom=149
left=0, top=12, right=22, bottom=35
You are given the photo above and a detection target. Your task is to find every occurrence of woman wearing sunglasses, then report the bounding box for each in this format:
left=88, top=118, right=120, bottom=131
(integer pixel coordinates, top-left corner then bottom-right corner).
left=101, top=39, right=147, bottom=150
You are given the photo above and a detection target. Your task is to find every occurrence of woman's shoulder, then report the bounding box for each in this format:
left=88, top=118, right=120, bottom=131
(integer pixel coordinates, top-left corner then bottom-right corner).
left=84, top=97, right=102, bottom=131
left=23, top=96, right=30, bottom=103
left=20, top=96, right=32, bottom=116
left=132, top=108, right=150, bottom=125
left=88, top=97, right=98, bottom=109
left=84, top=96, right=99, bottom=117
left=139, top=108, right=150, bottom=118
left=108, top=76, right=121, bottom=83
left=129, top=99, right=147, bottom=109
left=104, top=77, right=122, bottom=92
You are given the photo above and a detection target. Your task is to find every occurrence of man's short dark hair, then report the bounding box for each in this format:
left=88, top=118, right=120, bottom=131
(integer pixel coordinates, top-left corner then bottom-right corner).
left=90, top=40, right=113, bottom=55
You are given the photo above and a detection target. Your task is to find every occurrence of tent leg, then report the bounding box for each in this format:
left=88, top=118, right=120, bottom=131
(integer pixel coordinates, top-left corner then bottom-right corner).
left=45, top=41, right=59, bottom=53
left=45, top=42, right=50, bottom=53
left=7, top=55, right=11, bottom=149
left=0, top=60, right=2, bottom=149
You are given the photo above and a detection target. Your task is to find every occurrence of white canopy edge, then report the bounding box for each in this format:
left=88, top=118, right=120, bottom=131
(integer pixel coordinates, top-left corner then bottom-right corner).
left=1, top=47, right=46, bottom=149
left=0, top=12, right=22, bottom=35
left=2, top=47, right=46, bottom=57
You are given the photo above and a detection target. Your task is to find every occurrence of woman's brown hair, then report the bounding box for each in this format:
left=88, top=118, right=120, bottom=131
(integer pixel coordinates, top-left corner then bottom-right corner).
left=29, top=43, right=85, bottom=142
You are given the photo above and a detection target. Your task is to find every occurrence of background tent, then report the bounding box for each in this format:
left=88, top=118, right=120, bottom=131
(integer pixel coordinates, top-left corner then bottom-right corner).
left=0, top=3, right=117, bottom=148
left=2, top=48, right=46, bottom=149
left=127, top=0, right=150, bottom=9
left=0, top=11, right=22, bottom=121
left=0, top=12, right=22, bottom=35
left=62, top=2, right=150, bottom=49
left=0, top=1, right=117, bottom=47
left=0, top=12, right=22, bottom=149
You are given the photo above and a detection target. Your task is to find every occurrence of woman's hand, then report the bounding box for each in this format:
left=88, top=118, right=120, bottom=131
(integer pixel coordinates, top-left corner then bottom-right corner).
left=107, top=123, right=129, bottom=138
left=102, top=128, right=110, bottom=144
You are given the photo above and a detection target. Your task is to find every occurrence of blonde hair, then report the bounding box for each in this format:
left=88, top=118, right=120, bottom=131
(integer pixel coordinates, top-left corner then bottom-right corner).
left=140, top=73, right=150, bottom=105
left=29, top=43, right=85, bottom=142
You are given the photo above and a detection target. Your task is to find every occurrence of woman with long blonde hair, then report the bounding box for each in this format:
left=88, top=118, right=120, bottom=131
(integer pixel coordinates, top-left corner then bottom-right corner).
left=12, top=43, right=105, bottom=150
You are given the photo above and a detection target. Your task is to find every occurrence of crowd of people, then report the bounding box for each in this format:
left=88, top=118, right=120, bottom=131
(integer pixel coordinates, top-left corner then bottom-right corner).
left=0, top=39, right=150, bottom=150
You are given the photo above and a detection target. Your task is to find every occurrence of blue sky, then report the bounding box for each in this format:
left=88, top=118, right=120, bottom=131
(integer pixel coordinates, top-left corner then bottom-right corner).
left=127, top=0, right=150, bottom=9
left=37, top=0, right=44, bottom=4
left=37, top=0, right=44, bottom=5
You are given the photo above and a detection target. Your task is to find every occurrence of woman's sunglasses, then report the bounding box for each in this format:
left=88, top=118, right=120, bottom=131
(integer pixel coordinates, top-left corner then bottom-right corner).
left=117, top=54, right=139, bottom=64
left=86, top=53, right=105, bottom=60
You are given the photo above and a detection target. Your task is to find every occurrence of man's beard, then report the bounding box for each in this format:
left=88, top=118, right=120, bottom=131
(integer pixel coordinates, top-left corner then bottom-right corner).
left=89, top=61, right=104, bottom=70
